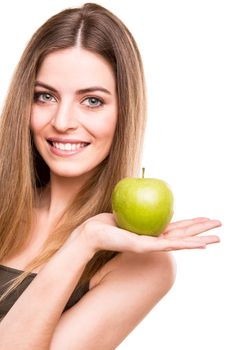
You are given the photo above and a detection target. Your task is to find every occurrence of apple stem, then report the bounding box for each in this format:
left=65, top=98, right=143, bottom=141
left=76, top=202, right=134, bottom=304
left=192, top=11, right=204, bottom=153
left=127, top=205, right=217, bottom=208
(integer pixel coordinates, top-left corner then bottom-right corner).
left=142, top=167, right=145, bottom=178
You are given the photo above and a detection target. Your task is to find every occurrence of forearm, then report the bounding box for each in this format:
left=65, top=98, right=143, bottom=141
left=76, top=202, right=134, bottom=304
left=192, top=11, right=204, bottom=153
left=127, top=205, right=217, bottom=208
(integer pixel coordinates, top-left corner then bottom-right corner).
left=0, top=237, right=93, bottom=350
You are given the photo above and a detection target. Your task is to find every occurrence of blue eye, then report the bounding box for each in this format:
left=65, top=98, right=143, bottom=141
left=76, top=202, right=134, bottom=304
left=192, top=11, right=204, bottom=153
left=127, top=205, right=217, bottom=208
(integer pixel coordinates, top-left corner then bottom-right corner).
left=82, top=97, right=104, bottom=108
left=34, top=92, right=56, bottom=103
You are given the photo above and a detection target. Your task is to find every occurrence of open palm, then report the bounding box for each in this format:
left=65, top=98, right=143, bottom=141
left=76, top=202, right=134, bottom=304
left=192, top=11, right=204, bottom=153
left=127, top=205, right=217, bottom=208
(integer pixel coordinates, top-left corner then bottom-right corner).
left=81, top=214, right=221, bottom=253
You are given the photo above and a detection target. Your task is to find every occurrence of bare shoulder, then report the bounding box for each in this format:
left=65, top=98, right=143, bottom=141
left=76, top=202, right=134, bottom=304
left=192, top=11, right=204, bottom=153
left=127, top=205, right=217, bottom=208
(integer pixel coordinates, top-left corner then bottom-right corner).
left=90, top=250, right=176, bottom=291
left=50, top=251, right=176, bottom=349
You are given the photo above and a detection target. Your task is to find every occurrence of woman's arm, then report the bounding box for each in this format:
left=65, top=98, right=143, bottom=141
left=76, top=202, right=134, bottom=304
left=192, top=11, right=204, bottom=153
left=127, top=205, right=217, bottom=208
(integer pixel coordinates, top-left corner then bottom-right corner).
left=0, top=215, right=221, bottom=349
left=50, top=250, right=176, bottom=350
left=48, top=215, right=221, bottom=350
left=0, top=237, right=94, bottom=350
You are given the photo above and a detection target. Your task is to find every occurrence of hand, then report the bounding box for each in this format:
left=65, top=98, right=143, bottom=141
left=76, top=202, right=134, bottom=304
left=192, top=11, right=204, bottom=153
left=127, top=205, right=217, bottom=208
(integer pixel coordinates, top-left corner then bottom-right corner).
left=74, top=214, right=221, bottom=254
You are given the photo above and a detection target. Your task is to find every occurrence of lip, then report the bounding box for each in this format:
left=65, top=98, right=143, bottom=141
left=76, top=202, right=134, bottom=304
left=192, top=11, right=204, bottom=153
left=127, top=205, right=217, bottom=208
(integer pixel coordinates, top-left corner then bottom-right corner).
left=47, top=137, right=91, bottom=144
left=47, top=139, right=90, bottom=158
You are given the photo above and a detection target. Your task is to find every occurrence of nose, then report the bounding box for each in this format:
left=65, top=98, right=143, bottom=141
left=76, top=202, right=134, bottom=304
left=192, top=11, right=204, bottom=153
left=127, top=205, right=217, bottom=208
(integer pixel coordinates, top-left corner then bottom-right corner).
left=51, top=99, right=80, bottom=132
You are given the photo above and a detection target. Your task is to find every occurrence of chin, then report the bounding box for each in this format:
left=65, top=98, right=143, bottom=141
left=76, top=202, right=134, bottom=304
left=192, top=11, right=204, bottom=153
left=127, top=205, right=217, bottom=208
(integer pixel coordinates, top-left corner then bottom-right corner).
left=49, top=163, right=97, bottom=179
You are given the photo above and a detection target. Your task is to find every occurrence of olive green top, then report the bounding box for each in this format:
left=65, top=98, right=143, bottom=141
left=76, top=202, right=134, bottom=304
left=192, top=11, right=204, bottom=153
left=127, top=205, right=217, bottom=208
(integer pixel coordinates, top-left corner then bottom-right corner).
left=0, top=264, right=89, bottom=321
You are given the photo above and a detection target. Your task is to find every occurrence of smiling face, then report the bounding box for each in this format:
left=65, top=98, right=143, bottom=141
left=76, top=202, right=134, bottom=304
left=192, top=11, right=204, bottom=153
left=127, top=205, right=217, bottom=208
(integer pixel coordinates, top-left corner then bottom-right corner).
left=30, top=47, right=118, bottom=181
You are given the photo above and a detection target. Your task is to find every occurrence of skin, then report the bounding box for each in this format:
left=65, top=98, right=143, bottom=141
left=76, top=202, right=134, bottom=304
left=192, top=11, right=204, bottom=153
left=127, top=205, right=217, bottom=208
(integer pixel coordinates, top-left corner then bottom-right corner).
left=29, top=46, right=221, bottom=252
left=0, top=46, right=221, bottom=349
left=30, top=46, right=118, bottom=222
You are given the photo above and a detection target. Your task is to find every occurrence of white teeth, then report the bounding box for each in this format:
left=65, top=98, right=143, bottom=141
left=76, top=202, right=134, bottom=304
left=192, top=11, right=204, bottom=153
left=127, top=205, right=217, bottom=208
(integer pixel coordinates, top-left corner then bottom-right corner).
left=52, top=142, right=87, bottom=151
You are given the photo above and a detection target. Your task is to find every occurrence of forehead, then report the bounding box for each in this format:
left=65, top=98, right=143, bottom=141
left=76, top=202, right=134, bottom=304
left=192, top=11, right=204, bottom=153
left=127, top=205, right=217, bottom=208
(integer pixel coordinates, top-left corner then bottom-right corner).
left=36, top=47, right=116, bottom=92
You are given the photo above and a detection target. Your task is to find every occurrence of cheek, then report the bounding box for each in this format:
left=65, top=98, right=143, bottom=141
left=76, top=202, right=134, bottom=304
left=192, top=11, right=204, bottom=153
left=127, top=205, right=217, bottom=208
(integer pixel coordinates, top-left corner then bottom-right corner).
left=30, top=107, right=48, bottom=133
left=95, top=122, right=116, bottom=139
left=89, top=111, right=118, bottom=141
left=30, top=114, right=39, bottom=134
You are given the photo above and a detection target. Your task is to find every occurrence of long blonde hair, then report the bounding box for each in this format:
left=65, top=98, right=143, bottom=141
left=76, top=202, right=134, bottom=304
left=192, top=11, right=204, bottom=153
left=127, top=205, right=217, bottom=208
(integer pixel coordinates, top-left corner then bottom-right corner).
left=0, top=3, right=147, bottom=302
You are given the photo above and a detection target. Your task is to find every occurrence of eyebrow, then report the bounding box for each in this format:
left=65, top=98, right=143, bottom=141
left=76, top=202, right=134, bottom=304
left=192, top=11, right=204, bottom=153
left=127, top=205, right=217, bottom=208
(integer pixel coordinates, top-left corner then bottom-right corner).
left=34, top=81, right=112, bottom=95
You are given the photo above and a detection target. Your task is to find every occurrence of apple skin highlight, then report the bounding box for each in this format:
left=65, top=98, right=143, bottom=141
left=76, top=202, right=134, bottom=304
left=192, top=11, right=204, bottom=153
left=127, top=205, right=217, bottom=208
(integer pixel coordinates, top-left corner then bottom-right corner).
left=111, top=177, right=174, bottom=236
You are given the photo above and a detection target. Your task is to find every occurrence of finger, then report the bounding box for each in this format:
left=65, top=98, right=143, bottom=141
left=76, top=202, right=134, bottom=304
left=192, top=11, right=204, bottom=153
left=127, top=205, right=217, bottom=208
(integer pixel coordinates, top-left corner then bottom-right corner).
left=126, top=233, right=220, bottom=253
left=183, top=235, right=220, bottom=245
left=129, top=236, right=205, bottom=252
left=152, top=235, right=220, bottom=251
left=165, top=220, right=222, bottom=238
left=165, top=217, right=210, bottom=231
left=146, top=238, right=206, bottom=251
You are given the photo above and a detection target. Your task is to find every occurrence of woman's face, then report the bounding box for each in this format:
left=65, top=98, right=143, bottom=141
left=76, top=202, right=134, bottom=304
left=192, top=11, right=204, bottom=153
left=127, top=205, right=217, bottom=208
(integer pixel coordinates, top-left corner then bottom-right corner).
left=30, top=47, right=118, bottom=179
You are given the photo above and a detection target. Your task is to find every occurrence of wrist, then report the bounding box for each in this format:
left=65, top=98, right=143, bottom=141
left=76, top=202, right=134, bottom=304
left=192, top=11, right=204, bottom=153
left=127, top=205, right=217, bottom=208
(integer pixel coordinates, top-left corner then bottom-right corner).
left=62, top=227, right=96, bottom=263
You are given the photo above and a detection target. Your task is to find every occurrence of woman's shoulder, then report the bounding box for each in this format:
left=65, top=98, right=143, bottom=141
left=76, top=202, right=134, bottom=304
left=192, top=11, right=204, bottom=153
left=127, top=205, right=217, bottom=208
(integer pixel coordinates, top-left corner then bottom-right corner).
left=89, top=250, right=176, bottom=290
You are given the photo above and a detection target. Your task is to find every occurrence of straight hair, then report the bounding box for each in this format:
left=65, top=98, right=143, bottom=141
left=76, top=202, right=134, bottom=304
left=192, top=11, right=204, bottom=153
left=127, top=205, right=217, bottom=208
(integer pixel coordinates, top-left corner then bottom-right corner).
left=0, top=3, right=147, bottom=303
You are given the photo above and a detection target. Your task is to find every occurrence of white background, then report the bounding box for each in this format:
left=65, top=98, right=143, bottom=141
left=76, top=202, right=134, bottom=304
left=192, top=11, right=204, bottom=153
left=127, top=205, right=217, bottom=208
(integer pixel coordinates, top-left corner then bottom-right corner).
left=0, top=1, right=232, bottom=349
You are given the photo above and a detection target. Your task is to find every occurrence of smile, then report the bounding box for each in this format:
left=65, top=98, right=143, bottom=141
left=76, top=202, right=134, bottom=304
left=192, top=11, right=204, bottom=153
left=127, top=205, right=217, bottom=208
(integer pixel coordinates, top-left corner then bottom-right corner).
left=47, top=140, right=90, bottom=157
left=52, top=142, right=88, bottom=151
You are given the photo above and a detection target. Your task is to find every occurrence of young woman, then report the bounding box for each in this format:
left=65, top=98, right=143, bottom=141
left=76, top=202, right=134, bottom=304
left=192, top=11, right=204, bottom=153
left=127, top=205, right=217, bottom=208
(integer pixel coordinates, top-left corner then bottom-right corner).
left=0, top=3, right=221, bottom=349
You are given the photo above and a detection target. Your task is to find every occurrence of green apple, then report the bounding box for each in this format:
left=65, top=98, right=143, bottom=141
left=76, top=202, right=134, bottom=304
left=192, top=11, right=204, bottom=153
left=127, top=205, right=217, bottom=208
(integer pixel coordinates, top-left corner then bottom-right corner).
left=111, top=169, right=174, bottom=236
